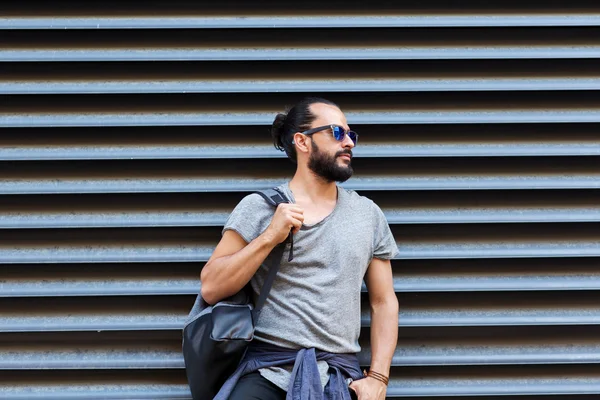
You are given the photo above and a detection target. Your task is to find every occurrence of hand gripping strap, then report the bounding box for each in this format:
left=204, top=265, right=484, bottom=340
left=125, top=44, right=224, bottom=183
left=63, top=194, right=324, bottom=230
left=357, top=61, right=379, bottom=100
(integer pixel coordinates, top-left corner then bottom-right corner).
left=254, top=188, right=294, bottom=262
left=252, top=187, right=293, bottom=320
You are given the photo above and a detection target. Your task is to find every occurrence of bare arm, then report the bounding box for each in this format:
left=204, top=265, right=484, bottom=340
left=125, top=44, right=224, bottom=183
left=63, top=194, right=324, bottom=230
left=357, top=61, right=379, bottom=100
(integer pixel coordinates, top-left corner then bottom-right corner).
left=199, top=230, right=276, bottom=304
left=365, top=257, right=398, bottom=377
left=349, top=257, right=397, bottom=399
left=200, top=203, right=304, bottom=305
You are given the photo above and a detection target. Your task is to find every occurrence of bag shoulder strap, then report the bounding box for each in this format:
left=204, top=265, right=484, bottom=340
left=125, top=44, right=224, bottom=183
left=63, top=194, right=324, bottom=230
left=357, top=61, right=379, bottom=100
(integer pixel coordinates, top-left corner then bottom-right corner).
left=252, top=187, right=292, bottom=319
left=254, top=187, right=289, bottom=208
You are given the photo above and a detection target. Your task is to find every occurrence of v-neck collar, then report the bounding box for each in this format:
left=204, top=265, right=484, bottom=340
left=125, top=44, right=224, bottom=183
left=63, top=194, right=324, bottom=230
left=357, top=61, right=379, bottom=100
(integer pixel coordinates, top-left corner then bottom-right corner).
left=281, top=182, right=342, bottom=231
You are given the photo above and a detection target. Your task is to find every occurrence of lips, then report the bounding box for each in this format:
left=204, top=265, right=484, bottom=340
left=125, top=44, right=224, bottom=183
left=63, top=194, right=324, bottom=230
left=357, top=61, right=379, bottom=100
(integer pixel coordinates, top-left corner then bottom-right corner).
left=339, top=154, right=352, bottom=160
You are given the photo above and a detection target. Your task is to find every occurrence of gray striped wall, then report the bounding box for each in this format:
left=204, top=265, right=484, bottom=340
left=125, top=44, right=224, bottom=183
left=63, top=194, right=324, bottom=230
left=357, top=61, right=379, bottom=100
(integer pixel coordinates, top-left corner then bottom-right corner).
left=2, top=1, right=600, bottom=398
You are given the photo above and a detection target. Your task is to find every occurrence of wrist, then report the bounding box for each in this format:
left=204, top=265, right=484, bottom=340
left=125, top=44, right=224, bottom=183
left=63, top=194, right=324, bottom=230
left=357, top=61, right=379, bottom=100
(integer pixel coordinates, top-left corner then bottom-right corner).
left=363, top=369, right=389, bottom=387
left=365, top=375, right=387, bottom=388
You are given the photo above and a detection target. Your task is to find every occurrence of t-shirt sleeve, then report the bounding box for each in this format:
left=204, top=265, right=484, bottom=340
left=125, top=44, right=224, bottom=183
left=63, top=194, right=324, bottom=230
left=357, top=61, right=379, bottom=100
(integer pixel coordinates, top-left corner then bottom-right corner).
left=372, top=202, right=399, bottom=260
left=222, top=193, right=274, bottom=243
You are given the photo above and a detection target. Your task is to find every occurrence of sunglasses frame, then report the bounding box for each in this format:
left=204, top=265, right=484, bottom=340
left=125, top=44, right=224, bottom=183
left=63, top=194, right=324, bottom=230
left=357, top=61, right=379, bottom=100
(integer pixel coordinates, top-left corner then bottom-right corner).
left=300, top=124, right=358, bottom=145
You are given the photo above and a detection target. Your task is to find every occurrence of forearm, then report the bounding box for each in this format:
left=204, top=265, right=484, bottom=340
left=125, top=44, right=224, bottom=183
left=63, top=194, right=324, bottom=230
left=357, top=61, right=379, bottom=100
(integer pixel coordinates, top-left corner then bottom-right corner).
left=201, top=232, right=277, bottom=304
left=368, top=297, right=399, bottom=376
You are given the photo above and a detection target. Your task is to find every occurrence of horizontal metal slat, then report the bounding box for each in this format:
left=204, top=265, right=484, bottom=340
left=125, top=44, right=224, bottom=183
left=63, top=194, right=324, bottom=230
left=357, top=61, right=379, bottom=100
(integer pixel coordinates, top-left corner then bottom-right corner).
left=364, top=291, right=600, bottom=328
left=3, top=155, right=600, bottom=192
left=5, top=76, right=600, bottom=95
left=3, top=222, right=600, bottom=263
left=0, top=277, right=196, bottom=297
left=0, top=370, right=190, bottom=399
left=4, top=189, right=600, bottom=228
left=2, top=46, right=598, bottom=62
left=0, top=312, right=183, bottom=332
left=392, top=343, right=600, bottom=368
left=396, top=223, right=600, bottom=259
left=7, top=367, right=600, bottom=399
left=4, top=59, right=600, bottom=95
left=3, top=257, right=600, bottom=297
left=2, top=122, right=600, bottom=160
left=4, top=91, right=600, bottom=127
left=5, top=298, right=600, bottom=332
left=7, top=368, right=600, bottom=399
left=2, top=27, right=600, bottom=62
left=3, top=0, right=600, bottom=28
left=0, top=385, right=190, bottom=400
left=0, top=209, right=231, bottom=229
left=0, top=346, right=182, bottom=370
left=6, top=342, right=600, bottom=371
left=6, top=327, right=600, bottom=370
left=0, top=244, right=210, bottom=264
left=3, top=203, right=600, bottom=228
left=397, top=239, right=600, bottom=259
left=4, top=291, right=600, bottom=332
left=2, top=171, right=600, bottom=194
left=7, top=332, right=600, bottom=370
left=396, top=258, right=600, bottom=292
left=0, top=264, right=199, bottom=297
left=0, top=192, right=236, bottom=228
left=4, top=110, right=600, bottom=127
left=384, top=365, right=600, bottom=397
left=0, top=239, right=584, bottom=261
left=359, top=335, right=600, bottom=367
left=0, top=296, right=190, bottom=332
left=0, top=279, right=197, bottom=298
left=3, top=141, right=600, bottom=160
left=384, top=204, right=600, bottom=224
left=0, top=226, right=219, bottom=264
left=5, top=269, right=600, bottom=297
left=4, top=14, right=600, bottom=30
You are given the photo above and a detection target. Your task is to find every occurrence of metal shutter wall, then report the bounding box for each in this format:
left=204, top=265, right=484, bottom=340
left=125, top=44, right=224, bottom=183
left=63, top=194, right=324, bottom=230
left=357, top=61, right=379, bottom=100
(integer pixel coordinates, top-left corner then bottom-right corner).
left=2, top=1, right=600, bottom=398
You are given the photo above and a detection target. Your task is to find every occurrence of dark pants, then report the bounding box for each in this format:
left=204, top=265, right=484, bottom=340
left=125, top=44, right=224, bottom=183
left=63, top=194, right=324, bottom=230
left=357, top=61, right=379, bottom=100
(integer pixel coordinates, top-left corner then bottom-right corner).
left=228, top=371, right=286, bottom=400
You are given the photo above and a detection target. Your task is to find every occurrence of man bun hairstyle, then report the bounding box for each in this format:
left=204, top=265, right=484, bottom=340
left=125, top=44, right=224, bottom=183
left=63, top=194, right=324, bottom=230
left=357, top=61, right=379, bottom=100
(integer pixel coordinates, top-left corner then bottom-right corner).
left=270, top=97, right=338, bottom=163
left=271, top=112, right=288, bottom=153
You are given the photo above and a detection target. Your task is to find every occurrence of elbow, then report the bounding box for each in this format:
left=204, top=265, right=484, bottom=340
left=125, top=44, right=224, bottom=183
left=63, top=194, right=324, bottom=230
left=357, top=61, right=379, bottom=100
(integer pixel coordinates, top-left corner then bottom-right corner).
left=200, top=269, right=220, bottom=305
left=201, top=280, right=232, bottom=306
left=201, top=283, right=217, bottom=305
left=200, top=262, right=230, bottom=305
left=199, top=257, right=239, bottom=305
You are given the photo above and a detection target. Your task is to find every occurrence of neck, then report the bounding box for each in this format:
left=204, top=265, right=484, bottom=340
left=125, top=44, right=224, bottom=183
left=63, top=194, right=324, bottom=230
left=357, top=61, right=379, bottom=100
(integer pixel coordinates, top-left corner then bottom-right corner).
left=288, top=163, right=338, bottom=203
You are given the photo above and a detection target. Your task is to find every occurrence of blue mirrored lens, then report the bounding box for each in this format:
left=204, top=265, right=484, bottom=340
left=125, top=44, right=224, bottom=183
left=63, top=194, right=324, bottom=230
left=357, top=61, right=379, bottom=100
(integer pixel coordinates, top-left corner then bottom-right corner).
left=332, top=126, right=357, bottom=144
left=332, top=126, right=344, bottom=141
left=348, top=131, right=357, bottom=144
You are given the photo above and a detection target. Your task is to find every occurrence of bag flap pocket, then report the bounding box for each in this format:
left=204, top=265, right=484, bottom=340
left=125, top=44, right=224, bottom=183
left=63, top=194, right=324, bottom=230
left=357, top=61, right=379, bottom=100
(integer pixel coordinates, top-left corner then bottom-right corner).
left=210, top=304, right=254, bottom=341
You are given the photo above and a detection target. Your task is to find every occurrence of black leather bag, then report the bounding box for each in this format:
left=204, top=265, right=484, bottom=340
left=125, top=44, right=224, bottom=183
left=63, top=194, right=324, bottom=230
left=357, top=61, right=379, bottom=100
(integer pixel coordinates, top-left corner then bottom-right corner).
left=182, top=188, right=291, bottom=400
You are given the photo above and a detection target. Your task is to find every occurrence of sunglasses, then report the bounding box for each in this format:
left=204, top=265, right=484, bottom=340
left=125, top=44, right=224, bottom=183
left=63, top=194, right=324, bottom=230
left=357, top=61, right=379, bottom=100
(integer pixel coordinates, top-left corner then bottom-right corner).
left=301, top=124, right=358, bottom=145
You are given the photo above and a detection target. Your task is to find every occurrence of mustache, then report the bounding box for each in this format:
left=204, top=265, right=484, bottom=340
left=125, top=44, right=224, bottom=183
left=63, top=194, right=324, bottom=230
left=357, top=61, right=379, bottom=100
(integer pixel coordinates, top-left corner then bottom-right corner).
left=336, top=150, right=353, bottom=158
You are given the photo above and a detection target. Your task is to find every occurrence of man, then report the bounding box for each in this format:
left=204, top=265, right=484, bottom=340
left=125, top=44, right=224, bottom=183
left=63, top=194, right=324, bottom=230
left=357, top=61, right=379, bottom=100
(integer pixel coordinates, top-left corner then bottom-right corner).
left=200, top=97, right=399, bottom=400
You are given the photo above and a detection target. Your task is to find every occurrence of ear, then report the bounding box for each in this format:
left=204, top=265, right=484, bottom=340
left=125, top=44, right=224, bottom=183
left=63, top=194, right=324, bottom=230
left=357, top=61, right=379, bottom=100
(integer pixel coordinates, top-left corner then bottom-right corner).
left=293, top=132, right=311, bottom=155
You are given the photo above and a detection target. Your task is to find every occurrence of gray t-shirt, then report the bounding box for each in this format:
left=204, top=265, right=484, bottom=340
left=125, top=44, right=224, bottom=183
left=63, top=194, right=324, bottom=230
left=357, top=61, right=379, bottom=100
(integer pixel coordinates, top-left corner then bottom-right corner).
left=222, top=182, right=399, bottom=391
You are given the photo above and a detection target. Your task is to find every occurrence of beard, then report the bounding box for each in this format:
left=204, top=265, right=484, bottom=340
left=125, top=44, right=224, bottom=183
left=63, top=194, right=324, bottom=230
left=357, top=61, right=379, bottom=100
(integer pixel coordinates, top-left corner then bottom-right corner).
left=307, top=139, right=354, bottom=183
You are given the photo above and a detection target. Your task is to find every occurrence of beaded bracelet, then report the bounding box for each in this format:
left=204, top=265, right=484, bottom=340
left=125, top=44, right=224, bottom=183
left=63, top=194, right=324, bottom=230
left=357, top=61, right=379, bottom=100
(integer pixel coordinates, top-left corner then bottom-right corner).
left=363, top=369, right=389, bottom=386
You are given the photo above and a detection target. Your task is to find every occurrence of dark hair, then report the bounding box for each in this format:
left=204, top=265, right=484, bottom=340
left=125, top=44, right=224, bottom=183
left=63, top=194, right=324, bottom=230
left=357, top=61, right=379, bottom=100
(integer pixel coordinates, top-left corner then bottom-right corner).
left=271, top=97, right=338, bottom=163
